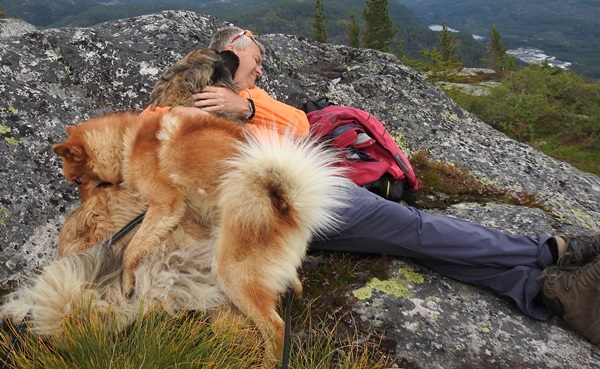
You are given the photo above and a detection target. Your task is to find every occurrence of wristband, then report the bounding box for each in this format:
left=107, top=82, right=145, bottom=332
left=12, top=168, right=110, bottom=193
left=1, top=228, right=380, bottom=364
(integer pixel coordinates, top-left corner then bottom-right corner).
left=246, top=98, right=256, bottom=121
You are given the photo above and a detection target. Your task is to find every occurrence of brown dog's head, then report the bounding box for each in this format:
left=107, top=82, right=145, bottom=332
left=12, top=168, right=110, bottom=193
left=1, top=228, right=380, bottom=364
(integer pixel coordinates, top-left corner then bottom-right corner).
left=52, top=113, right=133, bottom=201
left=207, top=50, right=239, bottom=89
left=148, top=48, right=239, bottom=113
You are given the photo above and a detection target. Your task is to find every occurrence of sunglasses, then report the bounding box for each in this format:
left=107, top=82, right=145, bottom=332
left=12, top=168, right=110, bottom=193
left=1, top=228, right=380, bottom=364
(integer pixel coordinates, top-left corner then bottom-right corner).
left=228, top=29, right=258, bottom=48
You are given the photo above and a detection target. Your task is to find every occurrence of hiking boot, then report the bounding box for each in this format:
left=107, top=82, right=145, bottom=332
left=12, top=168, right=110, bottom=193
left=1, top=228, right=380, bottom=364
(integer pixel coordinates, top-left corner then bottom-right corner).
left=555, top=234, right=600, bottom=267
left=539, top=255, right=600, bottom=345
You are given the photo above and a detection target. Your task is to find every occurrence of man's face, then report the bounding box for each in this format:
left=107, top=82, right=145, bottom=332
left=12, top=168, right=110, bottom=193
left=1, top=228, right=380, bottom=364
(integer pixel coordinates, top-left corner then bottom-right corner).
left=230, top=43, right=263, bottom=90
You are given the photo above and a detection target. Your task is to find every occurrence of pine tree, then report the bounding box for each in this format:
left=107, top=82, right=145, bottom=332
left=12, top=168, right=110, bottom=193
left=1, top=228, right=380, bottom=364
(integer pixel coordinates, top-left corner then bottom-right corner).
left=438, top=21, right=458, bottom=62
left=347, top=11, right=360, bottom=48
left=0, top=6, right=5, bottom=35
left=485, top=24, right=516, bottom=71
left=312, top=0, right=327, bottom=43
left=362, top=0, right=394, bottom=52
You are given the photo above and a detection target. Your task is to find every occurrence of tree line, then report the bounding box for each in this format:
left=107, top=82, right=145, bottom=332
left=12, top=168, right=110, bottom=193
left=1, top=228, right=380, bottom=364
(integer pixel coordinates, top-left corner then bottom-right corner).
left=0, top=0, right=488, bottom=68
left=311, top=0, right=513, bottom=73
left=313, top=0, right=394, bottom=52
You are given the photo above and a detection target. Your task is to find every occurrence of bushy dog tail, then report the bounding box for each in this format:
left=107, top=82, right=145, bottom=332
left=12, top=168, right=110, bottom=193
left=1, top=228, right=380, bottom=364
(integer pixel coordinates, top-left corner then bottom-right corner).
left=0, top=244, right=110, bottom=335
left=221, top=128, right=350, bottom=239
left=217, top=128, right=351, bottom=293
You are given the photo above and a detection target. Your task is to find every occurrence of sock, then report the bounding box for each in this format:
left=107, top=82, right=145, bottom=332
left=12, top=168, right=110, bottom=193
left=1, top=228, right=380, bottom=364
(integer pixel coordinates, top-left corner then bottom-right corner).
left=550, top=235, right=568, bottom=264
left=555, top=235, right=568, bottom=256
left=548, top=237, right=559, bottom=264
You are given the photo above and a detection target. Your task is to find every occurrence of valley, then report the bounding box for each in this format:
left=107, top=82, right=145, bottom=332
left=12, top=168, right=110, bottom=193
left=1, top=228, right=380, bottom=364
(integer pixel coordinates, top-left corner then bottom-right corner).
left=398, top=0, right=600, bottom=79
left=428, top=24, right=573, bottom=70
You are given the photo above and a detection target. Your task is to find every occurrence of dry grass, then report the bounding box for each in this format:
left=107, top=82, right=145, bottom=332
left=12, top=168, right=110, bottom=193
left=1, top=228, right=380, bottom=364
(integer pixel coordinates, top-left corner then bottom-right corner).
left=0, top=300, right=396, bottom=369
left=409, top=150, right=548, bottom=211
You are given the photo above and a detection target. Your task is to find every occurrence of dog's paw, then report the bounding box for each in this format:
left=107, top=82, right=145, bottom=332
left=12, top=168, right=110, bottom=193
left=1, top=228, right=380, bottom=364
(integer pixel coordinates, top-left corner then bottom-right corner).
left=124, top=288, right=135, bottom=300
left=121, top=274, right=136, bottom=299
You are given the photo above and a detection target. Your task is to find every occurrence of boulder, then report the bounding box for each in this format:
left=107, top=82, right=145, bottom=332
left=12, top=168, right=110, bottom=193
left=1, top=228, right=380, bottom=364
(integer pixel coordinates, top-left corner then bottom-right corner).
left=0, top=10, right=599, bottom=368
left=0, top=18, right=37, bottom=38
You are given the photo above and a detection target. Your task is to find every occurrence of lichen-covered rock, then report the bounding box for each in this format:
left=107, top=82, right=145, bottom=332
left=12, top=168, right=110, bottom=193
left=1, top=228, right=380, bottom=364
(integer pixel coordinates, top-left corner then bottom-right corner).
left=0, top=11, right=599, bottom=368
left=357, top=203, right=599, bottom=369
left=0, top=18, right=38, bottom=38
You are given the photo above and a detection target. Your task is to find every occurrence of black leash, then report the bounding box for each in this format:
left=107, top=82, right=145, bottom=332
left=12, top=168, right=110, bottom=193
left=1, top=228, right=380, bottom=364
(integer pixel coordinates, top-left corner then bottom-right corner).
left=281, top=287, right=294, bottom=369
left=110, top=212, right=146, bottom=245
left=0, top=213, right=145, bottom=369
left=0, top=316, right=28, bottom=369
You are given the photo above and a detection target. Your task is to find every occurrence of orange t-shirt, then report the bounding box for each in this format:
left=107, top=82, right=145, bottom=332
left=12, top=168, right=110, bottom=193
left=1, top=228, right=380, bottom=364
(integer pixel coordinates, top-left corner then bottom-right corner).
left=238, top=87, right=309, bottom=137
left=141, top=86, right=309, bottom=138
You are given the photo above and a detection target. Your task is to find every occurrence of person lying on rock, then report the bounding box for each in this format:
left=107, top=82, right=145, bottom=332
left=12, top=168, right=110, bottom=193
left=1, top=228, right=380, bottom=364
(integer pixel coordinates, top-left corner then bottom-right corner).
left=170, top=26, right=600, bottom=346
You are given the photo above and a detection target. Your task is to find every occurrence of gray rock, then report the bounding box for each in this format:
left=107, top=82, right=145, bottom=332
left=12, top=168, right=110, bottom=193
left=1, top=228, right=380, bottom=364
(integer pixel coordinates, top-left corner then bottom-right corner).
left=0, top=18, right=37, bottom=38
left=359, top=203, right=598, bottom=368
left=0, top=10, right=598, bottom=368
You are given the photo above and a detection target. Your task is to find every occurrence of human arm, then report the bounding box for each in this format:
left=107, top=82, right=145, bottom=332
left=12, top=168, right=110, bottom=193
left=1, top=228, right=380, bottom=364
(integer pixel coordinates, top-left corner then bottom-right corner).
left=192, top=86, right=253, bottom=119
left=139, top=105, right=212, bottom=120
left=193, top=86, right=309, bottom=137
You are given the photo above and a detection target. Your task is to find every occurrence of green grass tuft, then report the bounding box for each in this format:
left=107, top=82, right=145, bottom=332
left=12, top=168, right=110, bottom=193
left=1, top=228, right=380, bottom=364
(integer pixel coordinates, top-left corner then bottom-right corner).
left=0, top=300, right=397, bottom=369
left=1, top=307, right=263, bottom=369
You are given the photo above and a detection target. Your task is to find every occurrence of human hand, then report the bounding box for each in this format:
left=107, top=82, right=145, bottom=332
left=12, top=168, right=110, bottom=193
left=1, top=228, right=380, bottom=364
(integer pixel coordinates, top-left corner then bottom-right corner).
left=192, top=86, right=252, bottom=118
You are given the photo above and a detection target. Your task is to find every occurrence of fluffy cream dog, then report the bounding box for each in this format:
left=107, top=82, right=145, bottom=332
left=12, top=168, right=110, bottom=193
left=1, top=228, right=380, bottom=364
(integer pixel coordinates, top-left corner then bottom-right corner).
left=1, top=184, right=227, bottom=335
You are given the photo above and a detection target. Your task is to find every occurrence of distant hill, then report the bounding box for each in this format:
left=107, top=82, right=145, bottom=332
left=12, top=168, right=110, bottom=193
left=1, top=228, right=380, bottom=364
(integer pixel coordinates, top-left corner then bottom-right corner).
left=0, top=0, right=96, bottom=26
left=0, top=0, right=487, bottom=67
left=397, top=0, right=600, bottom=79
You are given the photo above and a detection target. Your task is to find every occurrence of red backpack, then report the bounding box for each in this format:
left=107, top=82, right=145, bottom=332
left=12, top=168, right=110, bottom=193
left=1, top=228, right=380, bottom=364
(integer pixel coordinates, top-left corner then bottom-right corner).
left=306, top=102, right=419, bottom=206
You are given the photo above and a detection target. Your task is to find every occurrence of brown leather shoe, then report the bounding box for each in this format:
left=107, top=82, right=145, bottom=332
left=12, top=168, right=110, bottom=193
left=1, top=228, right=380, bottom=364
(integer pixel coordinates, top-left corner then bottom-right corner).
left=540, top=255, right=600, bottom=345
left=555, top=234, right=600, bottom=267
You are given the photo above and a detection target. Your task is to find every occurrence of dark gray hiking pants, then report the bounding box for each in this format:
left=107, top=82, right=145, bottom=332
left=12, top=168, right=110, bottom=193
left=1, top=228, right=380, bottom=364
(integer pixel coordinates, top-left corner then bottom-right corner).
left=310, top=185, right=554, bottom=320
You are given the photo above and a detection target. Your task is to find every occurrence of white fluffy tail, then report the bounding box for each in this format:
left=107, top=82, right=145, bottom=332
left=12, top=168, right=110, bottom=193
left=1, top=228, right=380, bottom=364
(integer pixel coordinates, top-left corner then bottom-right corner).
left=216, top=129, right=351, bottom=297
left=1, top=244, right=111, bottom=335
left=220, top=129, right=351, bottom=240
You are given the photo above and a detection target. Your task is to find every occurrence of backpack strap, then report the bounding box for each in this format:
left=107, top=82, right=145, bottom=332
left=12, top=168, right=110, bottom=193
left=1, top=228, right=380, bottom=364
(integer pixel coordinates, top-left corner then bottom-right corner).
left=329, top=125, right=358, bottom=145
left=393, top=152, right=413, bottom=177
left=302, top=97, right=334, bottom=113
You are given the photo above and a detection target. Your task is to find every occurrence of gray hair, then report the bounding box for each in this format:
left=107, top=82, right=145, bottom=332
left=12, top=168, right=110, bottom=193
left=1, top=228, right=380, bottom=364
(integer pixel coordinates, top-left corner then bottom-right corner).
left=209, top=27, right=265, bottom=56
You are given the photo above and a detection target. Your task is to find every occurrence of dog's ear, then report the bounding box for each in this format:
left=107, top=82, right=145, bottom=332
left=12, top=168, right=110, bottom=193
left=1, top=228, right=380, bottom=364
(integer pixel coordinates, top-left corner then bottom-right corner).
left=212, top=50, right=240, bottom=93
left=218, top=50, right=240, bottom=77
left=65, top=125, right=77, bottom=137
left=52, top=143, right=85, bottom=163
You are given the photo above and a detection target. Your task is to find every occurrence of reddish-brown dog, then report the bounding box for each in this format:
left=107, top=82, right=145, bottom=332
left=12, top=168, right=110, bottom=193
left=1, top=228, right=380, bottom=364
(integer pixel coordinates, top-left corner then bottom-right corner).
left=51, top=109, right=349, bottom=363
